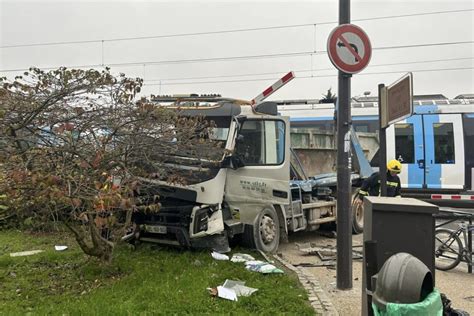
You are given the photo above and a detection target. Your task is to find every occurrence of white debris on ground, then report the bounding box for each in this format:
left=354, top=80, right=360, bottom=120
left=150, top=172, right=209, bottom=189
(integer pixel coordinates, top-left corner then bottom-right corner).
left=211, top=279, right=258, bottom=301
left=211, top=251, right=229, bottom=261
left=245, top=260, right=284, bottom=274
left=230, top=253, right=255, bottom=263
left=9, top=250, right=44, bottom=257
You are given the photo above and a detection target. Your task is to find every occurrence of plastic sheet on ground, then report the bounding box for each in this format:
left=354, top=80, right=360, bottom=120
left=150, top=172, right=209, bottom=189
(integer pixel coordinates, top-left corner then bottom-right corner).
left=10, top=250, right=44, bottom=257
left=54, top=245, right=68, bottom=251
left=230, top=253, right=255, bottom=263
left=245, top=260, right=284, bottom=274
left=211, top=251, right=229, bottom=261
left=215, top=279, right=258, bottom=301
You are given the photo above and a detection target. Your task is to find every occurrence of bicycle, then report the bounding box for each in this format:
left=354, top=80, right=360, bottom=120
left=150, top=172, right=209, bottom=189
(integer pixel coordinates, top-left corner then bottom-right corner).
left=434, top=220, right=474, bottom=271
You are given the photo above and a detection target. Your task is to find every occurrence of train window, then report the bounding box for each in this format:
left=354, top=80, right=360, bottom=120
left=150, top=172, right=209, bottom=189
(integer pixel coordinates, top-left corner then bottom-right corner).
left=395, top=123, right=415, bottom=163
left=291, top=121, right=334, bottom=132
left=421, top=101, right=434, bottom=105
left=353, top=118, right=379, bottom=133
left=433, top=123, right=455, bottom=164
left=290, top=120, right=334, bottom=132
left=354, top=124, right=369, bottom=132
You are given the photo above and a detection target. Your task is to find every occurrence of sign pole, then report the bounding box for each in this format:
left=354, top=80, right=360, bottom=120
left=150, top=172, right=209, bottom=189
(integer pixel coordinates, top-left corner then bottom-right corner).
left=336, top=0, right=352, bottom=290
left=378, top=83, right=387, bottom=196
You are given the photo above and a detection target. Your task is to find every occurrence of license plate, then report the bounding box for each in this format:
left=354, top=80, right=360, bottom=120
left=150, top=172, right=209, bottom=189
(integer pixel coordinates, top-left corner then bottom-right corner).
left=145, top=225, right=167, bottom=234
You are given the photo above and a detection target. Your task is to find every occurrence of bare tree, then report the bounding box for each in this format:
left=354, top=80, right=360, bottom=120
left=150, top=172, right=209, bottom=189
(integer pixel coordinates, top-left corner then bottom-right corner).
left=0, top=67, right=223, bottom=262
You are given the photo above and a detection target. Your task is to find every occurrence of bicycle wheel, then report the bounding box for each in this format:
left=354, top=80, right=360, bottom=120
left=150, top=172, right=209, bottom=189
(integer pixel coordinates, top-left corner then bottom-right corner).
left=434, top=228, right=463, bottom=271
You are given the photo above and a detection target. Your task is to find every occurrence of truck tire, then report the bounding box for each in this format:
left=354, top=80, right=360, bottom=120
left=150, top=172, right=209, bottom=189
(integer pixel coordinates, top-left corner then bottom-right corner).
left=351, top=190, right=364, bottom=234
left=242, top=207, right=280, bottom=253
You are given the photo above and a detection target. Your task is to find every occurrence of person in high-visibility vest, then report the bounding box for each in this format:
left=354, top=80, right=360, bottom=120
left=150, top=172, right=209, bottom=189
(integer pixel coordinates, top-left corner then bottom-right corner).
left=356, top=159, right=402, bottom=203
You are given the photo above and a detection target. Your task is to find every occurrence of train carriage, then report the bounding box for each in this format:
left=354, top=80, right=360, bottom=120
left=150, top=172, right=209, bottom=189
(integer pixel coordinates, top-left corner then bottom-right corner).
left=277, top=96, right=474, bottom=202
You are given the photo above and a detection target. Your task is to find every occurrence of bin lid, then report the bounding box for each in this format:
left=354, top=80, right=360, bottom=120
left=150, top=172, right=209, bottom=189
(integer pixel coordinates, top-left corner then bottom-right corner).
left=365, top=197, right=439, bottom=214
left=372, top=252, right=433, bottom=310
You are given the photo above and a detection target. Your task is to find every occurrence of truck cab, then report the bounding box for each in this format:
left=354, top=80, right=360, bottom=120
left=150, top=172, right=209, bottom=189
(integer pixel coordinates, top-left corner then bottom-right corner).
left=132, top=96, right=291, bottom=252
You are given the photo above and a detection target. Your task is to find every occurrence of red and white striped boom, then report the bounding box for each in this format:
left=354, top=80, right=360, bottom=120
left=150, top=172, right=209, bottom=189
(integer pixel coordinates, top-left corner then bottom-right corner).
left=431, top=194, right=474, bottom=201
left=251, top=71, right=295, bottom=105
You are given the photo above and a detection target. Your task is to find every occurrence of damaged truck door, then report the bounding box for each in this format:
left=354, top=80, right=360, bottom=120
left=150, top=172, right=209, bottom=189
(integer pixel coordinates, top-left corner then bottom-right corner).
left=224, top=118, right=290, bottom=253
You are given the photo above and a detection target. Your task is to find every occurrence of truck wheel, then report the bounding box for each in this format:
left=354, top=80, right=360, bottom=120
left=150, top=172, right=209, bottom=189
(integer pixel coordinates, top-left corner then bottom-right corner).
left=351, top=191, right=364, bottom=234
left=243, top=207, right=280, bottom=253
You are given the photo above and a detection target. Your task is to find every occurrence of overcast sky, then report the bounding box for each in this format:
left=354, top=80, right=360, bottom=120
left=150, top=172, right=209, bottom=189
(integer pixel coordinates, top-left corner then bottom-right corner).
left=1, top=0, right=473, bottom=101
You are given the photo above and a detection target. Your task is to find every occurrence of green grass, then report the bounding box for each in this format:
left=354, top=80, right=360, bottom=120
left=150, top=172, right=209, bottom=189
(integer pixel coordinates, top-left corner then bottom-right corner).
left=0, top=230, right=314, bottom=315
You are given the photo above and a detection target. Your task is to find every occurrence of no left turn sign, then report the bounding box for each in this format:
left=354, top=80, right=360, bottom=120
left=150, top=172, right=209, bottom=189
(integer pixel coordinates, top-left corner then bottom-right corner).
left=327, top=24, right=372, bottom=74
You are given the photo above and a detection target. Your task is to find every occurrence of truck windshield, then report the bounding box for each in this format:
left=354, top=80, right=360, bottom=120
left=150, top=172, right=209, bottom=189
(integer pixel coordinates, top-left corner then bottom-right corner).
left=171, top=115, right=231, bottom=162
left=209, top=126, right=229, bottom=142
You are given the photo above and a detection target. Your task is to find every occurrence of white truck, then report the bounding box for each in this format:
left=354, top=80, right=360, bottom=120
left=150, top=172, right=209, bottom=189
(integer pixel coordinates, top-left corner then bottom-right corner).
left=131, top=94, right=365, bottom=252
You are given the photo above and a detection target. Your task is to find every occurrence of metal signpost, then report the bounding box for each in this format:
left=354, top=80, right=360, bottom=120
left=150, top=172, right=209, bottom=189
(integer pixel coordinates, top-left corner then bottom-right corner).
left=327, top=2, right=372, bottom=290
left=378, top=73, right=413, bottom=195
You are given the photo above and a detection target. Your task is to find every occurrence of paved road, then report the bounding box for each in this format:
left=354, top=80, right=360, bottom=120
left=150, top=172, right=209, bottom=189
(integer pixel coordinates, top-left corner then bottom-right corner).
left=436, top=207, right=474, bottom=230
left=279, top=231, right=474, bottom=315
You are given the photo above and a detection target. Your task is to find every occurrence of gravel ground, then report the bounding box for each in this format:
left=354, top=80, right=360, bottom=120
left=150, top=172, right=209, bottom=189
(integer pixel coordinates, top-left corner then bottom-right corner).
left=278, top=231, right=474, bottom=315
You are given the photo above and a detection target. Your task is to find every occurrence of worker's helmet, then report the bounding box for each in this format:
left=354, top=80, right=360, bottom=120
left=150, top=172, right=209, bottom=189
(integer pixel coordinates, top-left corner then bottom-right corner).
left=387, top=159, right=402, bottom=173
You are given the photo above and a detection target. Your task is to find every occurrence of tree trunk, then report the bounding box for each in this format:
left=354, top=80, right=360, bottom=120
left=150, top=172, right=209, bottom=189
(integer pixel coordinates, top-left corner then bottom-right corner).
left=63, top=217, right=114, bottom=263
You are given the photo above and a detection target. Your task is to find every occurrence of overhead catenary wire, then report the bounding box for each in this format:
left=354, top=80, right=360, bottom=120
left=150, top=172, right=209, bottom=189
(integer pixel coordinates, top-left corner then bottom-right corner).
left=0, top=9, right=472, bottom=49
left=1, top=41, right=473, bottom=73
left=145, top=56, right=474, bottom=82
left=142, top=67, right=474, bottom=86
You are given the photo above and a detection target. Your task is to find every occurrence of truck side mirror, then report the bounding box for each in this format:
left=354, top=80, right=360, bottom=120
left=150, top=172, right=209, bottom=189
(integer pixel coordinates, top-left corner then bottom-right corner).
left=236, top=134, right=244, bottom=144
left=221, top=155, right=245, bottom=170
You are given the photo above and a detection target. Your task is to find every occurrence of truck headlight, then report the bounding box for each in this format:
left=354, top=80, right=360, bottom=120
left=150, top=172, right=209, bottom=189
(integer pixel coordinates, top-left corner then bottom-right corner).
left=193, top=207, right=209, bottom=233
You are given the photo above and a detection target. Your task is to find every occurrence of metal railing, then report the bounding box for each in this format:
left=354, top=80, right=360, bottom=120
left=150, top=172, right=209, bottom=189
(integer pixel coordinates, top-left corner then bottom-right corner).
left=434, top=208, right=473, bottom=273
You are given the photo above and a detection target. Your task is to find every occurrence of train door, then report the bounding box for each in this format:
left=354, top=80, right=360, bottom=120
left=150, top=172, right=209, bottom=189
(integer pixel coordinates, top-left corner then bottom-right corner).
left=423, top=114, right=464, bottom=189
left=387, top=115, right=424, bottom=188
left=387, top=113, right=464, bottom=189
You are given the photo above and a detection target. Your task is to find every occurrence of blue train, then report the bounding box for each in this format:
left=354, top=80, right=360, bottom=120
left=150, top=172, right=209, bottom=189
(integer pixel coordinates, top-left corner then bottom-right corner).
left=277, top=95, right=474, bottom=206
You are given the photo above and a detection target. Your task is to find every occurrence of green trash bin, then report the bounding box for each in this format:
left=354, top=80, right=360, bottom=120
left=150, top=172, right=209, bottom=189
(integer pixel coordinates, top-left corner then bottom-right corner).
left=371, top=253, right=443, bottom=316
left=372, top=288, right=443, bottom=316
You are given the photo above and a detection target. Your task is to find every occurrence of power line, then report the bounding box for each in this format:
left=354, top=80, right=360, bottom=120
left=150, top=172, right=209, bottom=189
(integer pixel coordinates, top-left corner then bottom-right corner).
left=373, top=41, right=474, bottom=51
left=110, top=51, right=313, bottom=67
left=1, top=40, right=473, bottom=73
left=352, top=9, right=474, bottom=22
left=357, top=67, right=474, bottom=76
left=0, top=51, right=312, bottom=73
left=142, top=67, right=474, bottom=86
left=1, top=9, right=472, bottom=49
left=145, top=57, right=474, bottom=82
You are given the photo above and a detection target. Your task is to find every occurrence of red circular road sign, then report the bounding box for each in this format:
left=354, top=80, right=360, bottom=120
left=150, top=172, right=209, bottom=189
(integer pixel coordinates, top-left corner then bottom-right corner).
left=327, top=24, right=372, bottom=74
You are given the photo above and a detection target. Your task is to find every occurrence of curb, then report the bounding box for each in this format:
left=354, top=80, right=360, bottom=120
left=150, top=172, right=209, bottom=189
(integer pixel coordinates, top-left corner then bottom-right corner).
left=274, top=254, right=339, bottom=316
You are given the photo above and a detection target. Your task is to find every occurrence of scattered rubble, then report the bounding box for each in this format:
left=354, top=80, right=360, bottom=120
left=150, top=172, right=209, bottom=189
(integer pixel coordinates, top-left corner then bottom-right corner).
left=296, top=242, right=363, bottom=264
